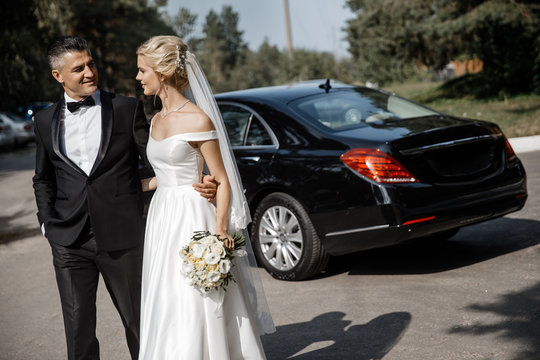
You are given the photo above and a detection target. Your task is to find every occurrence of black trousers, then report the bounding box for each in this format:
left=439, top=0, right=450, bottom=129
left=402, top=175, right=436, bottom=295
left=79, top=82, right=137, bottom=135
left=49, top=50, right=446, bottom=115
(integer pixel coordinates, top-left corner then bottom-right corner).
left=49, top=222, right=142, bottom=360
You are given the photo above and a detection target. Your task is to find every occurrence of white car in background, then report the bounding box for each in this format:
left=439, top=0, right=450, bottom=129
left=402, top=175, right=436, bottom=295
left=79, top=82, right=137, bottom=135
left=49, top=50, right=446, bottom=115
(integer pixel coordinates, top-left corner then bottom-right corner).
left=0, top=115, right=16, bottom=148
left=0, top=112, right=35, bottom=147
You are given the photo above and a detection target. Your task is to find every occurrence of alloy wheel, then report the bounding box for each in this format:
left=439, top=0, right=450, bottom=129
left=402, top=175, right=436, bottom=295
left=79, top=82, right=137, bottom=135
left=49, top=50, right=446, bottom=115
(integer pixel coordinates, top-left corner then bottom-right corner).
left=258, top=205, right=304, bottom=271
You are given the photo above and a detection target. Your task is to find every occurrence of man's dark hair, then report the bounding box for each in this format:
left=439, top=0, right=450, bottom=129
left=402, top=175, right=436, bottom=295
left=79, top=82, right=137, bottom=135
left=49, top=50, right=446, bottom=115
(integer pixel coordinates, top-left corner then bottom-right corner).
left=47, top=36, right=92, bottom=70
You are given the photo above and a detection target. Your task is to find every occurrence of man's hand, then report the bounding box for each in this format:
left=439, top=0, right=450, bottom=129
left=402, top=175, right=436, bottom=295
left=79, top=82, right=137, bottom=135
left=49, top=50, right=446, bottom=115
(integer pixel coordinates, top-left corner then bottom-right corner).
left=193, top=175, right=217, bottom=202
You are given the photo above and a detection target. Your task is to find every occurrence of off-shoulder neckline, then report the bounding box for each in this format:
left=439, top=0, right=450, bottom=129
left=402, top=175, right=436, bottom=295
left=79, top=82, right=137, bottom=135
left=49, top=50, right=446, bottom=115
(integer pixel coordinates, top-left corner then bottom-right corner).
left=150, top=130, right=217, bottom=142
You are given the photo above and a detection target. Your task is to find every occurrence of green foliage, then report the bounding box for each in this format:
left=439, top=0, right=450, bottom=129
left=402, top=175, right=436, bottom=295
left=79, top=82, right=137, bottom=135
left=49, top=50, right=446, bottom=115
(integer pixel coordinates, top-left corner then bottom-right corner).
left=9, top=0, right=538, bottom=112
left=69, top=0, right=175, bottom=94
left=344, top=0, right=540, bottom=97
left=163, top=6, right=204, bottom=53
left=0, top=0, right=69, bottom=109
left=228, top=41, right=284, bottom=90
left=197, top=6, right=248, bottom=92
left=386, top=80, right=540, bottom=137
left=1, top=0, right=174, bottom=111
left=430, top=0, right=540, bottom=97
left=345, top=0, right=434, bottom=85
left=2, top=1, right=349, bottom=113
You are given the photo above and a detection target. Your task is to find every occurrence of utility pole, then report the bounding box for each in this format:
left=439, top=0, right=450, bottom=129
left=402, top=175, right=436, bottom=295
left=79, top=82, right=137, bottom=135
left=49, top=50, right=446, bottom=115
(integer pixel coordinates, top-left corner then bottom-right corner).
left=283, top=0, right=293, bottom=59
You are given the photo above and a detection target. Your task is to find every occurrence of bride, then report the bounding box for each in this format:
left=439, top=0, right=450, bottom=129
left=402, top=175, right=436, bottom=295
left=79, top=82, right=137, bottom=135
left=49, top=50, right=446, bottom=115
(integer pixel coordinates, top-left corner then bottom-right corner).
left=136, top=35, right=275, bottom=359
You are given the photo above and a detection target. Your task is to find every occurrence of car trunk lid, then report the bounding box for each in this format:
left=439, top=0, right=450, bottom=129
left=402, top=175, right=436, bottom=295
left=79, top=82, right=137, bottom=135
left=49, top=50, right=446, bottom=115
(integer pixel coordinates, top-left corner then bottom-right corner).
left=390, top=117, right=505, bottom=183
left=338, top=115, right=506, bottom=183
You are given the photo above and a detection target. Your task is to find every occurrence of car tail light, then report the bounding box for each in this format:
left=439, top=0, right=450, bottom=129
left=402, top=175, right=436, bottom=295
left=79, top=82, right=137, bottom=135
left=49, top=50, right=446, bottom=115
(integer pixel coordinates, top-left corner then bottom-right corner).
left=0, top=126, right=3, bottom=133
left=504, top=137, right=517, bottom=163
left=341, top=148, right=418, bottom=183
left=24, top=124, right=32, bottom=131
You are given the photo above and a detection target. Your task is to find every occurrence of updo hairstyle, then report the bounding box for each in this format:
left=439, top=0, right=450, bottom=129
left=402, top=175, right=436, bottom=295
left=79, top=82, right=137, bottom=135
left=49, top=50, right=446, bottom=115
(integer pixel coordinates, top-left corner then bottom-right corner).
left=137, top=35, right=189, bottom=92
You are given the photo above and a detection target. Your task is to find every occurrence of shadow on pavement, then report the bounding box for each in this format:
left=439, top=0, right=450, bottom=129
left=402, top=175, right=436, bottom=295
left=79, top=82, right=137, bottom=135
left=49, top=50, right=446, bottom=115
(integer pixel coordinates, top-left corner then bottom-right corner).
left=320, top=217, right=540, bottom=277
left=448, top=280, right=540, bottom=360
left=262, top=311, right=411, bottom=360
left=0, top=211, right=40, bottom=245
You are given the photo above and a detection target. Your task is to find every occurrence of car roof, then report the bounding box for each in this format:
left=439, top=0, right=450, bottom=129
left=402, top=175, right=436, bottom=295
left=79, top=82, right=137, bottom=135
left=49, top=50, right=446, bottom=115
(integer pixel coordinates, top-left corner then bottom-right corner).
left=215, top=79, right=358, bottom=103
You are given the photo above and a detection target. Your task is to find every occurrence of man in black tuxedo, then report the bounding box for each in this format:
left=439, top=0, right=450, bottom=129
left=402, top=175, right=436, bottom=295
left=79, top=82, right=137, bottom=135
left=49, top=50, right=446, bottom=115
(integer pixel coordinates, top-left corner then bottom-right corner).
left=33, top=36, right=215, bottom=360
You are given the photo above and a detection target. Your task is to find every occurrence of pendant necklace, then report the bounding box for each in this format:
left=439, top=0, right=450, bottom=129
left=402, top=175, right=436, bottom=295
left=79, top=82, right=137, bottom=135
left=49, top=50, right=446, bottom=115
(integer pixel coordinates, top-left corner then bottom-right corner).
left=161, top=99, right=190, bottom=119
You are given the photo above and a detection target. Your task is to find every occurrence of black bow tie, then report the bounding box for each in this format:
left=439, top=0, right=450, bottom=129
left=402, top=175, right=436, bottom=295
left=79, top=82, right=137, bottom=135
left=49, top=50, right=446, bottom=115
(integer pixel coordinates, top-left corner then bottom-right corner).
left=67, top=96, right=96, bottom=113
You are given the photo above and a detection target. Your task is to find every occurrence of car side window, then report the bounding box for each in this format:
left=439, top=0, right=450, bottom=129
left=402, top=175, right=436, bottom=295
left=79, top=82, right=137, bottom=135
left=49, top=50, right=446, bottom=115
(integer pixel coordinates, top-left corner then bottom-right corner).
left=219, top=103, right=273, bottom=147
left=246, top=117, right=273, bottom=146
left=219, top=105, right=251, bottom=146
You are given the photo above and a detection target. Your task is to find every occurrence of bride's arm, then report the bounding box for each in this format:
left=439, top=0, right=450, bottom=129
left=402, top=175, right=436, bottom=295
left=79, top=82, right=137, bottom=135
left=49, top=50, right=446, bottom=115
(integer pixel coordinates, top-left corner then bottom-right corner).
left=141, top=176, right=157, bottom=192
left=198, top=138, right=234, bottom=249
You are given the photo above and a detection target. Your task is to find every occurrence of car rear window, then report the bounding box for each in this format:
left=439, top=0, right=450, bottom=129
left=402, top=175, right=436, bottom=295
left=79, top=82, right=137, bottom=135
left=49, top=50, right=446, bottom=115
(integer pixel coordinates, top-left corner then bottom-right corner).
left=289, top=88, right=438, bottom=131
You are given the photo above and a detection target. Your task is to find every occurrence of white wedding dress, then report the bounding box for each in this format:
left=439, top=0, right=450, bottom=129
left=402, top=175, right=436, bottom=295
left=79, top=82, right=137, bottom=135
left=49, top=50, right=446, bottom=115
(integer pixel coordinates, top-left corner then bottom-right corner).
left=139, top=129, right=267, bottom=360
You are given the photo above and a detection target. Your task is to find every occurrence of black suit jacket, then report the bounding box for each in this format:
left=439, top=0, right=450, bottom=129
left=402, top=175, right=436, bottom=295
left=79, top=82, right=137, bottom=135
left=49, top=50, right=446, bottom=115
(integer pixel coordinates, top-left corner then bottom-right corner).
left=33, top=90, right=151, bottom=251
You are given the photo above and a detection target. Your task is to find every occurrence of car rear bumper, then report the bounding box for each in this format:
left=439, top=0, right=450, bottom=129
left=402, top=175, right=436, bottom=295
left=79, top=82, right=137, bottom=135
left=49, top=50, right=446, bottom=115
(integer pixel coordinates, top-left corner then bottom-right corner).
left=316, top=182, right=527, bottom=256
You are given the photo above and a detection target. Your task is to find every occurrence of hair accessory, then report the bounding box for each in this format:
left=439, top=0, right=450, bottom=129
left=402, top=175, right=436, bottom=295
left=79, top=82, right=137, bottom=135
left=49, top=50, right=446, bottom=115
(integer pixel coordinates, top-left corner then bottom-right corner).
left=175, top=45, right=186, bottom=73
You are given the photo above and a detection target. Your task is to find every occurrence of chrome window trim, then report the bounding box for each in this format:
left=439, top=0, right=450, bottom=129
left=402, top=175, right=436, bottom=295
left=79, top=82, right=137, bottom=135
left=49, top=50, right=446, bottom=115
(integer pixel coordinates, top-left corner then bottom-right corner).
left=242, top=113, right=254, bottom=145
left=217, top=101, right=279, bottom=149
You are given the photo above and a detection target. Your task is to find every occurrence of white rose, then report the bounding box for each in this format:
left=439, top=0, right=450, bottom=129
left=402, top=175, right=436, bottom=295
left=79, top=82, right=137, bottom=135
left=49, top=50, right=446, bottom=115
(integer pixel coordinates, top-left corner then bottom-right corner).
left=204, top=252, right=220, bottom=265
left=191, top=243, right=206, bottom=258
left=219, top=259, right=232, bottom=274
left=200, top=235, right=219, bottom=246
left=186, top=277, right=195, bottom=286
left=211, top=242, right=226, bottom=258
left=208, top=271, right=222, bottom=283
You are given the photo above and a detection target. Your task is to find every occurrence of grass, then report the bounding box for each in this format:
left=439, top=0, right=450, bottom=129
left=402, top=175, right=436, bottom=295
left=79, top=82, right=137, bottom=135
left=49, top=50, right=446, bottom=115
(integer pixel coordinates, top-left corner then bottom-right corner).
left=384, top=80, right=540, bottom=138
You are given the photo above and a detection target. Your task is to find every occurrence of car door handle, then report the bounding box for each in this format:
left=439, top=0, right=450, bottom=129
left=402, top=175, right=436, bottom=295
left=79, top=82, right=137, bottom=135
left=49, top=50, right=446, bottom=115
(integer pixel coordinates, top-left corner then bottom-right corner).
left=239, top=156, right=260, bottom=163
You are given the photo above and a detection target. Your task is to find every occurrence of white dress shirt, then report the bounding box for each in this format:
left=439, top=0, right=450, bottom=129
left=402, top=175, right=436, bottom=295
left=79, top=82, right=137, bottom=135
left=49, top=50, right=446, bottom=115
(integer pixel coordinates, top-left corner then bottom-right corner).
left=61, top=90, right=102, bottom=175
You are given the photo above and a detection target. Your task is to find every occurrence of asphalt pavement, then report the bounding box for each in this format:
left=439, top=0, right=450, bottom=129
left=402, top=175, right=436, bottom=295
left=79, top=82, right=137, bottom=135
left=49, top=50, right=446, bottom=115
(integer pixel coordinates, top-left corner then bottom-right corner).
left=1, top=143, right=539, bottom=360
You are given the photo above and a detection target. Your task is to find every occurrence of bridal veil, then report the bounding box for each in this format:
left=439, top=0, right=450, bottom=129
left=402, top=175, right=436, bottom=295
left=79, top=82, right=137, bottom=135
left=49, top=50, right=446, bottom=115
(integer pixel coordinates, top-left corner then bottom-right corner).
left=184, top=51, right=275, bottom=335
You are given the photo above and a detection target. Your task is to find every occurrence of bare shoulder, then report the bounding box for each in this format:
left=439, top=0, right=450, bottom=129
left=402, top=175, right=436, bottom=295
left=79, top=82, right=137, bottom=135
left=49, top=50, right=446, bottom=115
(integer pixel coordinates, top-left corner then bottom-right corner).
left=183, top=108, right=215, bottom=133
left=161, top=103, right=215, bottom=136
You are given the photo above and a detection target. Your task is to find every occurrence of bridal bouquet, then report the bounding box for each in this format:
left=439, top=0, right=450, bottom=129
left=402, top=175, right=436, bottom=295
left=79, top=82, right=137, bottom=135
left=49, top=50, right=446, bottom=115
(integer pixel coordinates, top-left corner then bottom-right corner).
left=179, top=230, right=247, bottom=293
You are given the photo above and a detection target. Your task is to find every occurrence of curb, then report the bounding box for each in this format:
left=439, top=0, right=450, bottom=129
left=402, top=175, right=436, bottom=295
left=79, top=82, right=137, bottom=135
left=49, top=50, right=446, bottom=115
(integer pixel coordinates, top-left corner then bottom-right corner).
left=509, top=135, right=540, bottom=154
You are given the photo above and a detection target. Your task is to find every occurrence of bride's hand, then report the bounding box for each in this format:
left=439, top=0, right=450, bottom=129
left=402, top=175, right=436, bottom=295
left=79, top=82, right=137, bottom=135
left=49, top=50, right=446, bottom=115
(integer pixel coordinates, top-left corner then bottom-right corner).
left=217, top=231, right=235, bottom=250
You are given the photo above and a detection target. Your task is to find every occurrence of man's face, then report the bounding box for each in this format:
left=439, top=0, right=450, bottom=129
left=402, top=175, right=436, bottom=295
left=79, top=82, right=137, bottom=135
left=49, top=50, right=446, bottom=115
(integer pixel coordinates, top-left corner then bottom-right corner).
left=52, top=50, right=98, bottom=100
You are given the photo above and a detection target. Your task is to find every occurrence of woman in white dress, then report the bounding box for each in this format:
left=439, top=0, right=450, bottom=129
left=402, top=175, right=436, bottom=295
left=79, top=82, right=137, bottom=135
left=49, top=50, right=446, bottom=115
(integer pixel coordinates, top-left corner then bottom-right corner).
left=136, top=36, right=275, bottom=359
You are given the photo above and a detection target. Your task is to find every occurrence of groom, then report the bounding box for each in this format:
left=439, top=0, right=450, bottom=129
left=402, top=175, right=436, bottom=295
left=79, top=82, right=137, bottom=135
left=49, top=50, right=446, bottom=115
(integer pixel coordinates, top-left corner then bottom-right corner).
left=33, top=36, right=215, bottom=360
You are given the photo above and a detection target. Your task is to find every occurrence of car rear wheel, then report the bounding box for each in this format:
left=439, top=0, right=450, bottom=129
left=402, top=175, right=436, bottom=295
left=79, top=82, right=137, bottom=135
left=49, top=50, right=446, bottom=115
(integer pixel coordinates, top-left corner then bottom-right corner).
left=251, top=192, right=329, bottom=280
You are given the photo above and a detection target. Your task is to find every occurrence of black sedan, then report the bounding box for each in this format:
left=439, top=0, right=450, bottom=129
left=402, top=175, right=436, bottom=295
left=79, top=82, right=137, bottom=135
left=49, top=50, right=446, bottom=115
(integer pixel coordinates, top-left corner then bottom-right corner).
left=215, top=80, right=527, bottom=280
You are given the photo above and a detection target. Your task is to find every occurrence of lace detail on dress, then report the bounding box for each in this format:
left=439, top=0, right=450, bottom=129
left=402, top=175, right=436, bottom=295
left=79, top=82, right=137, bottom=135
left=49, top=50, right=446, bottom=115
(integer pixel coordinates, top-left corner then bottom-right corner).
left=229, top=200, right=250, bottom=232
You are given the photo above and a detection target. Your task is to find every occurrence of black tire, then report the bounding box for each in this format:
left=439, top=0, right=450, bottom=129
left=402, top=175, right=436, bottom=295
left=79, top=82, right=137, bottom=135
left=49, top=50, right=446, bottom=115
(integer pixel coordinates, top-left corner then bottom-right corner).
left=251, top=192, right=329, bottom=280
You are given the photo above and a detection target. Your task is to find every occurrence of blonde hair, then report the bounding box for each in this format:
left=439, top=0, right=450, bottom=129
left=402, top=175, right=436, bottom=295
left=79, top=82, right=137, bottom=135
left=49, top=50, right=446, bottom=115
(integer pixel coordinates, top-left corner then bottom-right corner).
left=137, top=35, right=189, bottom=92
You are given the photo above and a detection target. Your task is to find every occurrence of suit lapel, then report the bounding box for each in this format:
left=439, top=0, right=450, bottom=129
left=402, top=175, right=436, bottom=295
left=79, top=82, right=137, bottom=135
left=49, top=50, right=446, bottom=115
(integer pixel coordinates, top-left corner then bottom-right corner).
left=50, top=99, right=87, bottom=176
left=89, top=90, right=113, bottom=176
